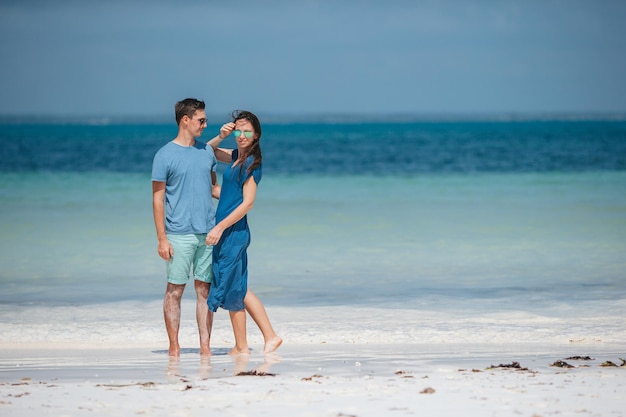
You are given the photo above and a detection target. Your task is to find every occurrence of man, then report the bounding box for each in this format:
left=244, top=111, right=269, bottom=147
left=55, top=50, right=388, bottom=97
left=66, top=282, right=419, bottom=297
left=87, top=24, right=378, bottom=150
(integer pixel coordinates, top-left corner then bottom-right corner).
left=151, top=98, right=218, bottom=357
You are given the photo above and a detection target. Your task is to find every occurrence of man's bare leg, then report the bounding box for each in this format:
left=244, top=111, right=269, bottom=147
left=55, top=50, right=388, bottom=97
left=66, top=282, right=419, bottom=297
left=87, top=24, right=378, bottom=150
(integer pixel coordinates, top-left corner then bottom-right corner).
left=245, top=290, right=282, bottom=353
left=194, top=280, right=213, bottom=356
left=164, top=283, right=185, bottom=357
left=229, top=309, right=250, bottom=355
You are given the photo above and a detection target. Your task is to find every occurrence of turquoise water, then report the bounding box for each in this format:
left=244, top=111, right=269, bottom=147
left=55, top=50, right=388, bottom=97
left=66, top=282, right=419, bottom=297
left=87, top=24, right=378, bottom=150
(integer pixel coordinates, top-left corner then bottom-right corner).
left=1, top=119, right=625, bottom=307
left=1, top=169, right=624, bottom=307
left=1, top=118, right=625, bottom=347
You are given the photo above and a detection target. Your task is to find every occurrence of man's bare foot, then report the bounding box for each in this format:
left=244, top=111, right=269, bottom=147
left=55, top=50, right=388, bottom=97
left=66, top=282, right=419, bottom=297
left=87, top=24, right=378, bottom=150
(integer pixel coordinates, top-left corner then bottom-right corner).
left=165, top=356, right=181, bottom=382
left=169, top=343, right=180, bottom=357
left=200, top=347, right=212, bottom=357
left=263, top=336, right=283, bottom=353
left=199, top=356, right=212, bottom=378
left=229, top=346, right=251, bottom=355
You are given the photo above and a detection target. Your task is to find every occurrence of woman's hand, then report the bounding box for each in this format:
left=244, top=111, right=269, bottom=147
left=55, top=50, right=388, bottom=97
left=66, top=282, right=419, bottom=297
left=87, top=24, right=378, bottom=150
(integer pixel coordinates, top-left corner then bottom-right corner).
left=219, top=122, right=235, bottom=139
left=206, top=225, right=225, bottom=246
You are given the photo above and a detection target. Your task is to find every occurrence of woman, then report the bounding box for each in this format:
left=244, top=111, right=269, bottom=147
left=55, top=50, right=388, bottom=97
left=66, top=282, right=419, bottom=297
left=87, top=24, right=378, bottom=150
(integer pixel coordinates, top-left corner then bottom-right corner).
left=206, top=110, right=281, bottom=355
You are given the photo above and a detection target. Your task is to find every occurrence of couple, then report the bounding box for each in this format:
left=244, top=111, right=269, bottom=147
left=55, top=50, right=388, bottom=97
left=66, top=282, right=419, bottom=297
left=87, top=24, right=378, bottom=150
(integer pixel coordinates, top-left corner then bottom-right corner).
left=151, top=98, right=282, bottom=357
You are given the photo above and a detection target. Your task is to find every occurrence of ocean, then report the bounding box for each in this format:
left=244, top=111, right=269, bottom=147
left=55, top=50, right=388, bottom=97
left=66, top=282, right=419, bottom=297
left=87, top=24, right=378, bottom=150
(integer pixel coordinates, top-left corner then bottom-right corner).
left=1, top=116, right=625, bottom=347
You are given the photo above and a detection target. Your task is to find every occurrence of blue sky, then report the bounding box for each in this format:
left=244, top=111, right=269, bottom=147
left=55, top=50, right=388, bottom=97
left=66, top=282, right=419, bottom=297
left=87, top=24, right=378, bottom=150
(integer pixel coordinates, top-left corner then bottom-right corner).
left=1, top=0, right=625, bottom=117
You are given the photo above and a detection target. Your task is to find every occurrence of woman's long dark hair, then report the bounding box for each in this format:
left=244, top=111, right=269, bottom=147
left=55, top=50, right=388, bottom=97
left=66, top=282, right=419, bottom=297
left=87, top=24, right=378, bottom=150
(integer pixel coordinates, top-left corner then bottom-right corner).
left=232, top=110, right=262, bottom=177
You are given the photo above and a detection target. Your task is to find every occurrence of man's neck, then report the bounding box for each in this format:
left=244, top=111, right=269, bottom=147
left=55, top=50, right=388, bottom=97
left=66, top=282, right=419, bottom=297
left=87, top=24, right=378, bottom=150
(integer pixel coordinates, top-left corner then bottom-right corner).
left=173, top=131, right=196, bottom=147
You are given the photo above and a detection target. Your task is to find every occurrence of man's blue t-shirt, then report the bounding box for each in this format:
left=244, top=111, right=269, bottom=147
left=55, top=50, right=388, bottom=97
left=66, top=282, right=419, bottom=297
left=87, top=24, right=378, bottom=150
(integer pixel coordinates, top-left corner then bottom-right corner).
left=151, top=140, right=217, bottom=234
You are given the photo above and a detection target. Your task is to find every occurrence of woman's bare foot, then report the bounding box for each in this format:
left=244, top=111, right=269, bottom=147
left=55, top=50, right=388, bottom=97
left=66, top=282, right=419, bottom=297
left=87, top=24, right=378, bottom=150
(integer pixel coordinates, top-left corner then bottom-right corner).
left=263, top=336, right=283, bottom=353
left=229, top=346, right=251, bottom=355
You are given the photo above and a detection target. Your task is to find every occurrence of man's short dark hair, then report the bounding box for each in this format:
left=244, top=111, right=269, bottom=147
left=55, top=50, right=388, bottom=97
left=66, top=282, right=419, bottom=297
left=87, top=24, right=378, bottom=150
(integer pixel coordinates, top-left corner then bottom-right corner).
left=175, top=98, right=205, bottom=125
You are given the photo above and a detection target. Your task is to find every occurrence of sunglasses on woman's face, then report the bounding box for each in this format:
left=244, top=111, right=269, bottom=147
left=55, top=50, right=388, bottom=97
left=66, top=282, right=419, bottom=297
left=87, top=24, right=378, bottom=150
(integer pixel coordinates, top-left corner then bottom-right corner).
left=233, top=130, right=254, bottom=139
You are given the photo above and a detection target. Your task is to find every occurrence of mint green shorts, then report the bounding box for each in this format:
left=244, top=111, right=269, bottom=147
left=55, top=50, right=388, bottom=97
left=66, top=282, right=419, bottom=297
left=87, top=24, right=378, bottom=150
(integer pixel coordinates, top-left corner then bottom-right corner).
left=166, top=234, right=214, bottom=285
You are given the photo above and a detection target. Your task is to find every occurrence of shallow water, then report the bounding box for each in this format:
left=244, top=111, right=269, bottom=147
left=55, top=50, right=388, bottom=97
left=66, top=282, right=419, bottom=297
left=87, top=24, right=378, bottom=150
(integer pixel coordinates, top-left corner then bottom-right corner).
left=1, top=170, right=624, bottom=307
left=1, top=119, right=625, bottom=346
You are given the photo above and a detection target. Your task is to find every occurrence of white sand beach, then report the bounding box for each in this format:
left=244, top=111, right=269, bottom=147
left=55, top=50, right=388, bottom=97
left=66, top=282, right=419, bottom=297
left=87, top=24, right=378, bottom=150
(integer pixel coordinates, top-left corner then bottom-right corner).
left=2, top=300, right=625, bottom=416
left=2, top=341, right=625, bottom=416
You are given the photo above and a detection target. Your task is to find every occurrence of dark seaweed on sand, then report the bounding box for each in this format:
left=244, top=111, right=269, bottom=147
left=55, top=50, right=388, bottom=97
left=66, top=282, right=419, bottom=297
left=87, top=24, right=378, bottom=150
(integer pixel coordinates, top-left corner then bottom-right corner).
left=487, top=361, right=531, bottom=371
left=236, top=370, right=276, bottom=377
left=550, top=360, right=574, bottom=368
left=599, top=358, right=626, bottom=367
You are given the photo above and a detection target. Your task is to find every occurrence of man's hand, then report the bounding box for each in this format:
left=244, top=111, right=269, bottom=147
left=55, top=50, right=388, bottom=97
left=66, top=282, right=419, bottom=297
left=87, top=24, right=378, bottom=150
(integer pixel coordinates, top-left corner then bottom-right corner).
left=158, top=238, right=174, bottom=261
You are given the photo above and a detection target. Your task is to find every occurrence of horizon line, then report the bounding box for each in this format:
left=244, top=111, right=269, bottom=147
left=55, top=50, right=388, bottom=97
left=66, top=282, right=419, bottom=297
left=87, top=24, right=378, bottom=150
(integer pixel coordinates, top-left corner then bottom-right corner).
left=1, top=111, right=625, bottom=125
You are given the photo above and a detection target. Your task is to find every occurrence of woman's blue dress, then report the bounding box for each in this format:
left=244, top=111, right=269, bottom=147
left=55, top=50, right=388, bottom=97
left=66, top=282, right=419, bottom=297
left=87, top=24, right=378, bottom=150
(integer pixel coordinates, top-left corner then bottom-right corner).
left=208, top=150, right=262, bottom=312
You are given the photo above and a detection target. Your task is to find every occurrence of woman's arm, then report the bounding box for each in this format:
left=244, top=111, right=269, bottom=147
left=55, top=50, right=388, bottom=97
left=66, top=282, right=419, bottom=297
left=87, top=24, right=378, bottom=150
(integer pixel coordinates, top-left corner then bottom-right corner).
left=211, top=171, right=221, bottom=199
left=205, top=175, right=258, bottom=246
left=208, top=123, right=235, bottom=163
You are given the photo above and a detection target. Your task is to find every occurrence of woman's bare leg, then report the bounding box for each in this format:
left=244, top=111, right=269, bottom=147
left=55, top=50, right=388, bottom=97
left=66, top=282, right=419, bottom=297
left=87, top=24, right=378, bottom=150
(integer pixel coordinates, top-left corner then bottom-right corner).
left=229, top=309, right=250, bottom=355
left=245, top=290, right=283, bottom=353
